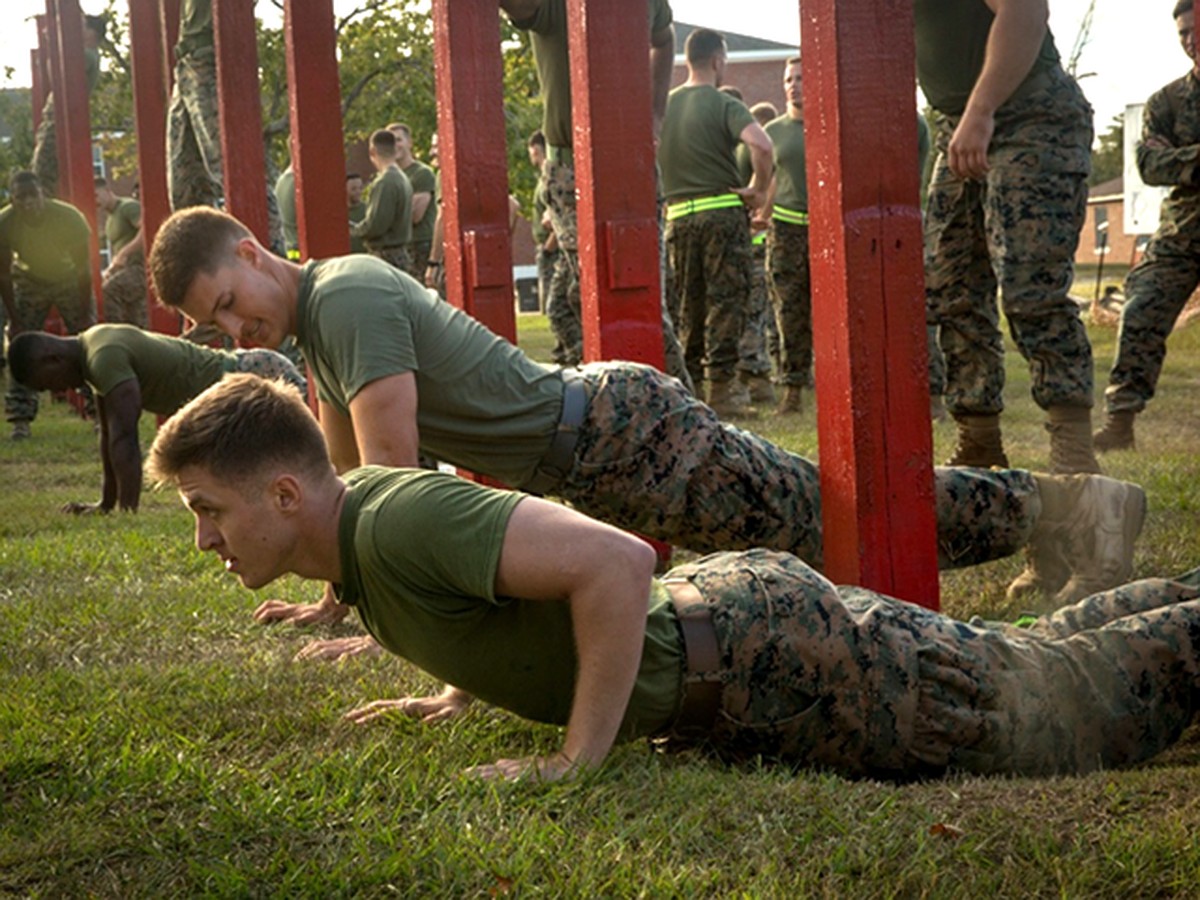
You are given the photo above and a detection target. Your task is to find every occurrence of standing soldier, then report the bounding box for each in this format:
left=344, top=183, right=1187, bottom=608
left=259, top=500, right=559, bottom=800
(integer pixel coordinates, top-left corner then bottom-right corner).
left=1, top=172, right=95, bottom=440
left=95, top=177, right=148, bottom=328
left=527, top=130, right=569, bottom=363
left=916, top=0, right=1099, bottom=474
left=387, top=123, right=437, bottom=279
left=1093, top=0, right=1200, bottom=452
left=346, top=173, right=366, bottom=254
left=353, top=130, right=414, bottom=274
left=658, top=28, right=773, bottom=416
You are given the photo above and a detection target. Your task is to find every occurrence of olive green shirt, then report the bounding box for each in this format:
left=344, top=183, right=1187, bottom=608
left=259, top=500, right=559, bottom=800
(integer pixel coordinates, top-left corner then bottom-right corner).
left=658, top=85, right=755, bottom=201
left=275, top=167, right=298, bottom=254
left=104, top=197, right=141, bottom=256
left=176, top=0, right=213, bottom=59
left=764, top=113, right=808, bottom=213
left=511, top=0, right=673, bottom=149
left=353, top=166, right=413, bottom=250
left=347, top=201, right=367, bottom=253
left=295, top=256, right=564, bottom=487
left=404, top=160, right=437, bottom=245
left=0, top=199, right=91, bottom=286
left=77, top=323, right=234, bottom=414
left=914, top=0, right=1061, bottom=116
left=337, top=466, right=682, bottom=739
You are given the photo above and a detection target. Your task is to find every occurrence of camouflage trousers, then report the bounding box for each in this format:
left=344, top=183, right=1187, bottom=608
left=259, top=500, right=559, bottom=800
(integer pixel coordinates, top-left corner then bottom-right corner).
left=737, top=236, right=776, bottom=377
left=30, top=95, right=59, bottom=198
left=536, top=245, right=561, bottom=315
left=665, top=205, right=752, bottom=384
left=662, top=549, right=1200, bottom=779
left=232, top=348, right=307, bottom=397
left=368, top=245, right=413, bottom=275
left=540, top=156, right=693, bottom=391
left=167, top=51, right=282, bottom=251
left=1104, top=233, right=1200, bottom=414
left=6, top=272, right=95, bottom=424
left=766, top=220, right=813, bottom=387
left=101, top=261, right=149, bottom=328
left=408, top=240, right=432, bottom=281
left=925, top=66, right=1094, bottom=415
left=559, top=362, right=1040, bottom=567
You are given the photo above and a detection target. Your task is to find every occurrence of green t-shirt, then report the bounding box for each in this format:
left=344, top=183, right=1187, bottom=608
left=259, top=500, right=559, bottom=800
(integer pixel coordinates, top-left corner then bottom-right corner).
left=275, top=167, right=298, bottom=253
left=347, top=201, right=367, bottom=253
left=512, top=0, right=673, bottom=149
left=295, top=256, right=563, bottom=487
left=404, top=160, right=437, bottom=245
left=764, top=113, right=807, bottom=213
left=353, top=166, right=413, bottom=249
left=658, top=85, right=755, bottom=201
left=176, top=0, right=213, bottom=58
left=105, top=197, right=141, bottom=255
left=0, top=199, right=91, bottom=285
left=77, top=323, right=234, bottom=414
left=337, top=466, right=683, bottom=739
left=913, top=0, right=1061, bottom=116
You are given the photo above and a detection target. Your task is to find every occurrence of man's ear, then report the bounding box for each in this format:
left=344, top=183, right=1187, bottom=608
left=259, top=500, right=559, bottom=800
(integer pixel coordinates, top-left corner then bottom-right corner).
left=272, top=473, right=303, bottom=513
left=234, top=236, right=261, bottom=267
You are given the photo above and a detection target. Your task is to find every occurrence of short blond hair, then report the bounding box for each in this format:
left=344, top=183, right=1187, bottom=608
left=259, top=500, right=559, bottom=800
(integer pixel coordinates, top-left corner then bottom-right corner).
left=149, top=207, right=252, bottom=309
left=149, top=374, right=331, bottom=488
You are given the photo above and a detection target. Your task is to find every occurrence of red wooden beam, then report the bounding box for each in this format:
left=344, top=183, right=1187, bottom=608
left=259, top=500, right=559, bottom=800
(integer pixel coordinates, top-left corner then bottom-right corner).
left=129, top=0, right=178, bottom=334
left=283, top=0, right=349, bottom=261
left=565, top=0, right=663, bottom=368
left=160, top=0, right=181, bottom=95
left=430, top=0, right=515, bottom=341
left=31, top=46, right=46, bottom=134
left=40, top=5, right=67, bottom=196
left=50, top=0, right=103, bottom=320
left=800, top=0, right=939, bottom=607
left=212, top=0, right=271, bottom=247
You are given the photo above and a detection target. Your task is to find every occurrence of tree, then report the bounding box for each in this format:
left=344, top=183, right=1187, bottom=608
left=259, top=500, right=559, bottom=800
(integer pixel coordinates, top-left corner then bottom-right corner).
left=1090, top=115, right=1124, bottom=186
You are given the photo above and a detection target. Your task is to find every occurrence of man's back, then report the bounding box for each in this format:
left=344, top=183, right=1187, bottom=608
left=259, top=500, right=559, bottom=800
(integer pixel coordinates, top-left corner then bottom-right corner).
left=658, top=85, right=752, bottom=201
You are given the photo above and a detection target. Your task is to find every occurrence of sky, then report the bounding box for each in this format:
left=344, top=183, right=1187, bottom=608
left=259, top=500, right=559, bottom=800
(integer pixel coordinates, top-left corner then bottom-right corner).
left=0, top=0, right=1189, bottom=137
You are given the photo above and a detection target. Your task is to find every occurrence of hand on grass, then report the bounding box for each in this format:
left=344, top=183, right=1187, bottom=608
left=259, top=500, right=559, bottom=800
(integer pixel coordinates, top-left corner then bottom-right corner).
left=253, top=584, right=350, bottom=626
left=293, top=635, right=381, bottom=662
left=343, top=687, right=473, bottom=726
left=464, top=752, right=579, bottom=783
left=61, top=501, right=109, bottom=515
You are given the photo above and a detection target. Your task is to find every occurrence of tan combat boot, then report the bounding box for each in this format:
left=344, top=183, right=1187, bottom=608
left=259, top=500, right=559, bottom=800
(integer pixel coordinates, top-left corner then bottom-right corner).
left=1046, top=406, right=1102, bottom=475
left=1027, top=473, right=1147, bottom=608
left=707, top=377, right=753, bottom=419
left=1005, top=543, right=1071, bottom=609
left=776, top=384, right=804, bottom=415
left=1093, top=410, right=1136, bottom=453
left=946, top=414, right=1009, bottom=468
left=738, top=370, right=777, bottom=406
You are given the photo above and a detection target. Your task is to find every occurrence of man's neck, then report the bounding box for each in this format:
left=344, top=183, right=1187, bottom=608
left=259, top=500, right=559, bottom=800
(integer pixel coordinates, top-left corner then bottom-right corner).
left=685, top=66, right=718, bottom=89
left=788, top=105, right=803, bottom=123
left=290, top=478, right=348, bottom=583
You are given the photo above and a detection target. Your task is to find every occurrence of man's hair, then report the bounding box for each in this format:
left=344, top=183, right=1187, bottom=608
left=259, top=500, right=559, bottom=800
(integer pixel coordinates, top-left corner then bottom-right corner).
left=84, top=14, right=107, bottom=37
left=94, top=176, right=109, bottom=189
left=6, top=332, right=67, bottom=388
left=370, top=129, right=398, bottom=155
left=1175, top=0, right=1193, bottom=18
left=750, top=101, right=778, bottom=126
left=148, top=374, right=331, bottom=489
left=528, top=129, right=546, bottom=150
left=148, top=207, right=252, bottom=309
left=346, top=172, right=363, bottom=182
left=10, top=170, right=41, bottom=195
left=786, top=55, right=802, bottom=68
left=718, top=85, right=744, bottom=102
left=685, top=28, right=726, bottom=65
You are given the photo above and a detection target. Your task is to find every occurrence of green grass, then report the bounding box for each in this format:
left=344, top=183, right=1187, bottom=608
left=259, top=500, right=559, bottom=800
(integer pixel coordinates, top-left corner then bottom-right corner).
left=4, top=311, right=1200, bottom=897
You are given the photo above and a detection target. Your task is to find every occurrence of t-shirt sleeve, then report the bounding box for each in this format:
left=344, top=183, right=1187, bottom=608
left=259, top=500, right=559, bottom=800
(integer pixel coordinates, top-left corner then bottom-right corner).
left=651, top=0, right=672, bottom=33
left=85, top=344, right=138, bottom=397
left=725, top=95, right=755, bottom=143
left=410, top=165, right=436, bottom=196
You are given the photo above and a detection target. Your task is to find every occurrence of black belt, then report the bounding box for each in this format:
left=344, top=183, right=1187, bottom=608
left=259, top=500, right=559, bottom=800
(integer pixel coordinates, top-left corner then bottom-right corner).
left=522, top=371, right=588, bottom=495
left=665, top=589, right=723, bottom=740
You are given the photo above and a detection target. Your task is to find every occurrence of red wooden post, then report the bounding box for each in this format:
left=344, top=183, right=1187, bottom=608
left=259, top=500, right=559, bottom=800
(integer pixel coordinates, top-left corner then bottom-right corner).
left=801, top=0, right=939, bottom=607
left=31, top=47, right=46, bottom=134
left=160, top=0, right=181, bottom=94
left=129, top=0, right=178, bottom=334
left=430, top=0, right=515, bottom=342
left=212, top=0, right=271, bottom=247
left=565, top=0, right=663, bottom=368
left=50, top=0, right=103, bottom=320
left=283, top=0, right=349, bottom=261
left=40, top=4, right=68, bottom=197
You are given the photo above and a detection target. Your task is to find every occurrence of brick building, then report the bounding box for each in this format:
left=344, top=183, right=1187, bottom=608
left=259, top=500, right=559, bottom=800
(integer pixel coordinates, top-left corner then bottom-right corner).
left=672, top=23, right=795, bottom=112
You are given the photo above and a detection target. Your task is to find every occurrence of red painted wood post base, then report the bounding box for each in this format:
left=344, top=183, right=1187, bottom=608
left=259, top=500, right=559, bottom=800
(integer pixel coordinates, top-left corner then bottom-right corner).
left=800, top=0, right=939, bottom=608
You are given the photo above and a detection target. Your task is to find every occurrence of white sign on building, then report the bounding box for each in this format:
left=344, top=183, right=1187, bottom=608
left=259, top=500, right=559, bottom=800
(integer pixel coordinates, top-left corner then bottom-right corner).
left=1124, top=102, right=1170, bottom=236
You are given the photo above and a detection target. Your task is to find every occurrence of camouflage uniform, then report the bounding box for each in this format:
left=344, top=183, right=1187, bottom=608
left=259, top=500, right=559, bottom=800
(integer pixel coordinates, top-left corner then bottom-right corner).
left=368, top=245, right=414, bottom=276
left=662, top=549, right=1200, bottom=779
left=101, top=261, right=149, bottom=328
left=665, top=206, right=752, bottom=387
left=30, top=100, right=60, bottom=200
left=1103, top=72, right=1200, bottom=415
left=232, top=347, right=307, bottom=396
left=923, top=64, right=1094, bottom=416
left=736, top=234, right=776, bottom=378
left=766, top=220, right=813, bottom=387
left=6, top=269, right=95, bottom=424
left=561, top=362, right=1039, bottom=567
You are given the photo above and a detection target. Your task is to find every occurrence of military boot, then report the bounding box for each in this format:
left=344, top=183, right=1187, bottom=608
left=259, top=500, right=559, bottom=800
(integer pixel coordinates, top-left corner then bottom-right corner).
left=1029, top=473, right=1147, bottom=607
left=945, top=414, right=1008, bottom=468
left=738, top=370, right=777, bottom=406
left=707, top=377, right=753, bottom=419
left=1092, top=410, right=1136, bottom=453
left=1005, top=543, right=1071, bottom=611
left=1046, top=405, right=1102, bottom=475
left=776, top=384, right=804, bottom=415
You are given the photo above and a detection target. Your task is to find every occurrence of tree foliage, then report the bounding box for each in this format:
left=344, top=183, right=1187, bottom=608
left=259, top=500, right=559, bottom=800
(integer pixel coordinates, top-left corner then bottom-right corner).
left=1090, top=115, right=1124, bottom=187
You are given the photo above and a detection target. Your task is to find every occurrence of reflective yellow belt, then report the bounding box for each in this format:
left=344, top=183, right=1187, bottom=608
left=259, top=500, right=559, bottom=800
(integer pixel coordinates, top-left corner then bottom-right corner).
left=751, top=231, right=767, bottom=246
left=665, top=192, right=743, bottom=221
left=772, top=204, right=810, bottom=226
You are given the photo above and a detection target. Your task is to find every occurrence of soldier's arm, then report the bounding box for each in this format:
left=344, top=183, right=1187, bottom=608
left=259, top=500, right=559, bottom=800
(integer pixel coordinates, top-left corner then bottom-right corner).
left=411, top=191, right=432, bottom=226
left=69, top=235, right=94, bottom=311
left=734, top=123, right=774, bottom=211
left=352, top=179, right=394, bottom=241
left=100, top=380, right=143, bottom=512
left=947, top=0, right=1048, bottom=180
left=1136, top=87, right=1200, bottom=186
left=650, top=22, right=676, bottom=138
left=499, top=0, right=543, bottom=22
left=347, top=372, right=422, bottom=469
left=0, top=247, right=16, bottom=326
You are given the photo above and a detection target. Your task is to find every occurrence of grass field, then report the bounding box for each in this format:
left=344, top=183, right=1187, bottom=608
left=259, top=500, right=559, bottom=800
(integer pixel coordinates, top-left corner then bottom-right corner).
left=3, top=311, right=1200, bottom=897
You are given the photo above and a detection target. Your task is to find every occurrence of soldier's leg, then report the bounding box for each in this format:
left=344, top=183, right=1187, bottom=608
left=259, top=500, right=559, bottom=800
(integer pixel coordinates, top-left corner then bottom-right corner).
left=101, top=262, right=149, bottom=328
left=233, top=348, right=307, bottom=396
left=655, top=217, right=695, bottom=393
left=168, top=57, right=222, bottom=211
left=767, top=220, right=813, bottom=393
left=369, top=246, right=413, bottom=274
left=5, top=276, right=55, bottom=428
left=1104, top=238, right=1200, bottom=415
left=546, top=248, right=582, bottom=366
left=699, top=208, right=750, bottom=385
left=735, top=236, right=773, bottom=387
left=542, top=160, right=583, bottom=366
left=30, top=99, right=59, bottom=198
left=666, top=215, right=708, bottom=388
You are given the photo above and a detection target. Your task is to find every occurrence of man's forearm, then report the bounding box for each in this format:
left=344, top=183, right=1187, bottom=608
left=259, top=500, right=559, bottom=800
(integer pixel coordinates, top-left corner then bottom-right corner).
left=108, top=433, right=143, bottom=511
left=649, top=26, right=676, bottom=134
left=964, top=0, right=1048, bottom=119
